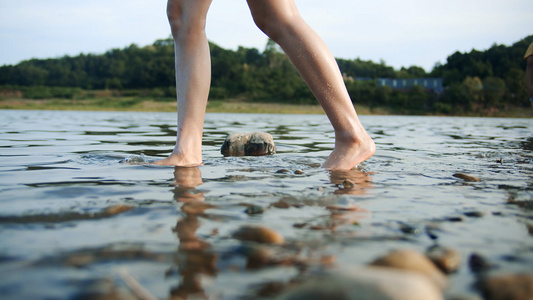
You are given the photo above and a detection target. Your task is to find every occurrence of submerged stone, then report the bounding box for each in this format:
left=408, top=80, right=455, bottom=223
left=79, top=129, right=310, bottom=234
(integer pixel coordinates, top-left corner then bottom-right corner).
left=278, top=267, right=443, bottom=300
left=426, top=245, right=461, bottom=274
left=370, top=249, right=447, bottom=290
left=479, top=273, right=533, bottom=300
left=220, top=132, right=276, bottom=156
left=453, top=173, right=481, bottom=182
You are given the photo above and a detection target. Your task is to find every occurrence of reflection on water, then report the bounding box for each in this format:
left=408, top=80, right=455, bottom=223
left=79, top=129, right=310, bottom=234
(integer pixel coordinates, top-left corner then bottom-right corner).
left=0, top=110, right=532, bottom=299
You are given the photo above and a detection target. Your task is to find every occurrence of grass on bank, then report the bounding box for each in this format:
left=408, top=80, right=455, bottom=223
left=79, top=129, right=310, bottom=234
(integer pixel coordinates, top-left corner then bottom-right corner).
left=0, top=96, right=532, bottom=118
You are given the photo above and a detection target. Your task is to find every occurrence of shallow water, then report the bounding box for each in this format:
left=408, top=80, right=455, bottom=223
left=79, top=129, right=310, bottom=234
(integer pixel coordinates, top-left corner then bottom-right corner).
left=0, top=110, right=532, bottom=299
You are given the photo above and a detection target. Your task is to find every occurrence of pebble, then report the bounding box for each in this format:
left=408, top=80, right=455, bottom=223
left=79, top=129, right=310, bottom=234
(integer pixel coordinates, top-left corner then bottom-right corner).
left=272, top=199, right=291, bottom=209
left=232, top=225, right=285, bottom=245
left=220, top=132, right=276, bottom=156
left=294, top=170, right=304, bottom=174
left=527, top=223, right=533, bottom=235
left=245, top=205, right=264, bottom=215
left=479, top=273, right=533, bottom=300
left=277, top=267, right=444, bottom=300
left=463, top=211, right=484, bottom=218
left=370, top=249, right=448, bottom=290
left=103, top=204, right=134, bottom=216
left=426, top=245, right=461, bottom=274
left=276, top=169, right=291, bottom=174
left=342, top=179, right=356, bottom=189
left=468, top=253, right=492, bottom=273
left=453, top=173, right=481, bottom=182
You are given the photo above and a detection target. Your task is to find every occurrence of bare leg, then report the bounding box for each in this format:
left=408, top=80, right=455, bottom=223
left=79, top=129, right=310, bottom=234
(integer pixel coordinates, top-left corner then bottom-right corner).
left=247, top=0, right=375, bottom=170
left=155, top=0, right=213, bottom=166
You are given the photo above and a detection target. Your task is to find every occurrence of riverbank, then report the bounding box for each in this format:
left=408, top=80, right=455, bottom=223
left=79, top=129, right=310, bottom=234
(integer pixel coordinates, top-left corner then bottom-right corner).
left=1, top=97, right=532, bottom=117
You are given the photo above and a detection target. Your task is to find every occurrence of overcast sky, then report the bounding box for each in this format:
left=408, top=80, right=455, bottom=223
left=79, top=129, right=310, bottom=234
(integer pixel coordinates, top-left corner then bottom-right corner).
left=1, top=0, right=531, bottom=71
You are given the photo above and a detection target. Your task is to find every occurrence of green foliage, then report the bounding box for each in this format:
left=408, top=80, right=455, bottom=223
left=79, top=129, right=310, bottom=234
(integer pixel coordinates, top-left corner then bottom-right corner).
left=1, top=35, right=532, bottom=114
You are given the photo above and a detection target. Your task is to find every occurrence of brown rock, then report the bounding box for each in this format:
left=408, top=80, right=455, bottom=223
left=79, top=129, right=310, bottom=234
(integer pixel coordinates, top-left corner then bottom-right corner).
left=426, top=246, right=461, bottom=273
left=278, top=267, right=443, bottom=300
left=453, top=173, right=481, bottom=182
left=221, top=132, right=276, bottom=156
left=103, top=204, right=134, bottom=216
left=232, top=225, right=284, bottom=245
left=479, top=273, right=533, bottom=300
left=370, top=249, right=447, bottom=289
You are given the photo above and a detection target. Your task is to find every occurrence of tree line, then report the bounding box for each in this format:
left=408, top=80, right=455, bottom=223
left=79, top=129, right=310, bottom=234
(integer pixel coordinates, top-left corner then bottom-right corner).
left=1, top=35, right=532, bottom=114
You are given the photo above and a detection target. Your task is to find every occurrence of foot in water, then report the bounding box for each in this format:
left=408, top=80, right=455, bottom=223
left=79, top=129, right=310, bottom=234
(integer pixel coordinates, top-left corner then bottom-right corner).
left=153, top=152, right=203, bottom=167
left=322, top=131, right=375, bottom=170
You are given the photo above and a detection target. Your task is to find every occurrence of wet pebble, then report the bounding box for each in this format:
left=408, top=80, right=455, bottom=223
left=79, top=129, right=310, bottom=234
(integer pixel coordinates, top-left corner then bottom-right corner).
left=278, top=267, right=444, bottom=300
left=463, top=211, right=485, bottom=218
left=342, top=179, right=356, bottom=189
left=294, top=170, right=304, bottom=174
left=426, top=245, right=461, bottom=274
left=479, top=273, right=533, bottom=300
left=245, top=205, right=264, bottom=215
left=232, top=225, right=285, bottom=245
left=103, top=204, right=134, bottom=216
left=272, top=199, right=291, bottom=209
left=527, top=223, right=533, bottom=235
left=453, top=173, right=481, bottom=182
left=370, top=249, right=448, bottom=289
left=468, top=253, right=492, bottom=273
left=276, top=169, right=291, bottom=174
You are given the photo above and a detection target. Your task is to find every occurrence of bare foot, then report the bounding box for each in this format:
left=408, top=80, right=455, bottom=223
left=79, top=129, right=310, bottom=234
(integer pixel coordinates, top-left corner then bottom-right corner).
left=153, top=152, right=203, bottom=167
left=322, top=131, right=375, bottom=170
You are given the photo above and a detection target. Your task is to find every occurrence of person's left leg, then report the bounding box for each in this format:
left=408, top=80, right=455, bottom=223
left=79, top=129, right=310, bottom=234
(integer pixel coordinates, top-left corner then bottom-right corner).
left=246, top=0, right=375, bottom=170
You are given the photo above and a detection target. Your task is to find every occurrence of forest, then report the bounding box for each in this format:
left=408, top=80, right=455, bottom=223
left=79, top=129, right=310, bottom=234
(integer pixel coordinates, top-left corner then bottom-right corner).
left=0, top=35, right=532, bottom=115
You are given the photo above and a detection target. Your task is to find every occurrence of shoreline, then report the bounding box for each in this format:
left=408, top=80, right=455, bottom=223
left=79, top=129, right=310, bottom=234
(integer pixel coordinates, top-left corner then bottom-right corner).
left=0, top=98, right=532, bottom=118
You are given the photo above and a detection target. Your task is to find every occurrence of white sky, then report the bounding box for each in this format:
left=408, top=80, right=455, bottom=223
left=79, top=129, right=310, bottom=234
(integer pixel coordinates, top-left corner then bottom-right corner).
left=0, top=0, right=531, bottom=71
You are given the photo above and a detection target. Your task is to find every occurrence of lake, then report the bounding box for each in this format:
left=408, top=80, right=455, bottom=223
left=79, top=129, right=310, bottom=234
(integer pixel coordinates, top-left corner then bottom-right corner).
left=0, top=110, right=532, bottom=299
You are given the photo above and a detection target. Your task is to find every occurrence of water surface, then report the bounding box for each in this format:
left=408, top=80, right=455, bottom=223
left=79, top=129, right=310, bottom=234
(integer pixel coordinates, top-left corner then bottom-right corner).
left=0, top=110, right=532, bottom=299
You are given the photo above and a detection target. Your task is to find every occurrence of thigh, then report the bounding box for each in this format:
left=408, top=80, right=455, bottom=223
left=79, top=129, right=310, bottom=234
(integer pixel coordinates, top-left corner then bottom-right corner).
left=246, top=0, right=299, bottom=21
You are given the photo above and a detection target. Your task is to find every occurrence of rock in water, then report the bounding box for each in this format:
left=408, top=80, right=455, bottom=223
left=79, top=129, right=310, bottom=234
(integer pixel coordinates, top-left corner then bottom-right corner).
left=221, top=132, right=276, bottom=156
left=278, top=267, right=443, bottom=300
left=232, top=225, right=284, bottom=245
left=479, top=273, right=533, bottom=300
left=370, top=249, right=448, bottom=290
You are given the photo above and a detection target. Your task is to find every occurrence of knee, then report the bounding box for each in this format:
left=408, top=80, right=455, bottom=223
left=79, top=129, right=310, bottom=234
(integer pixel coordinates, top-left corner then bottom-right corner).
left=251, top=10, right=297, bottom=42
left=167, top=3, right=207, bottom=40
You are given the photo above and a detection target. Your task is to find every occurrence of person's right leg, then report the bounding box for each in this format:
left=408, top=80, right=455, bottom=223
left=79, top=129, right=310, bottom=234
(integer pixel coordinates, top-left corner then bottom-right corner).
left=155, top=0, right=212, bottom=166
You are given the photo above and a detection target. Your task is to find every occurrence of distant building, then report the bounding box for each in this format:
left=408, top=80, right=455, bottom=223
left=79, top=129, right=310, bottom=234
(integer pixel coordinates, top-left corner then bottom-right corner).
left=377, top=78, right=443, bottom=93
left=354, top=77, right=444, bottom=93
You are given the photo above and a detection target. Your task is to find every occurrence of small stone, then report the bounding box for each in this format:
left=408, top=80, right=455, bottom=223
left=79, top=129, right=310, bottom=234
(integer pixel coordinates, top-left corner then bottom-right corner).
left=232, top=225, right=284, bottom=245
left=479, top=273, right=533, bottom=300
left=342, top=179, right=356, bottom=189
left=102, top=204, right=134, bottom=216
left=221, top=132, right=276, bottom=156
left=370, top=249, right=447, bottom=290
left=468, top=253, right=491, bottom=273
left=453, top=173, right=481, bottom=182
left=293, top=223, right=307, bottom=228
left=294, top=170, right=304, bottom=174
left=276, top=169, right=291, bottom=174
left=527, top=223, right=533, bottom=235
left=272, top=199, right=291, bottom=209
left=426, top=245, right=461, bottom=274
left=245, top=205, right=264, bottom=215
left=464, top=211, right=484, bottom=217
